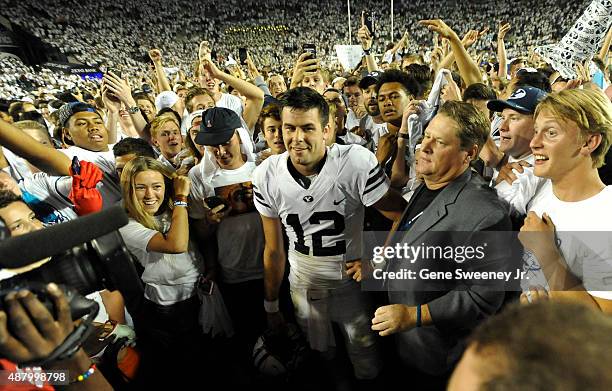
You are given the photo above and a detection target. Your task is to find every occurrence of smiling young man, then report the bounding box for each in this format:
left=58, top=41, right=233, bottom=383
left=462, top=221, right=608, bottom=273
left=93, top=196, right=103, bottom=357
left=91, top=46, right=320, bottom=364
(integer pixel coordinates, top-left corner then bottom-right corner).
left=56, top=102, right=121, bottom=207
left=150, top=112, right=184, bottom=171
left=519, top=89, right=612, bottom=312
left=484, top=86, right=548, bottom=215
left=188, top=107, right=266, bottom=378
left=253, top=87, right=406, bottom=383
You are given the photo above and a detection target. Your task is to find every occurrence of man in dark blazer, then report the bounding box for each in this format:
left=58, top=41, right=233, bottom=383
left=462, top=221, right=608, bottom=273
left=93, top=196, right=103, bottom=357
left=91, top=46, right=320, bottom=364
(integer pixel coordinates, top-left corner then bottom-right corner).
left=371, top=101, right=514, bottom=384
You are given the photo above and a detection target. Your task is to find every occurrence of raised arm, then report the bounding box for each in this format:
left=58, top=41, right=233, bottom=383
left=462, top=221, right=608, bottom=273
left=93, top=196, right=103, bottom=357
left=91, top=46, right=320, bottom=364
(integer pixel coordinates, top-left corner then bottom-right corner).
left=358, top=12, right=380, bottom=72
left=0, top=118, right=70, bottom=176
left=103, top=71, right=149, bottom=140
left=200, top=58, right=264, bottom=130
left=146, top=176, right=190, bottom=254
left=421, top=20, right=482, bottom=87
left=149, top=48, right=172, bottom=92
left=497, top=23, right=511, bottom=79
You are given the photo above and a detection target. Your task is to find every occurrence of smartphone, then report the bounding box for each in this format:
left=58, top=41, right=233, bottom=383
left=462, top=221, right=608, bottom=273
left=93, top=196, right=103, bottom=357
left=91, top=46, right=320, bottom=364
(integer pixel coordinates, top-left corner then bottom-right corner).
left=302, top=43, right=317, bottom=59
left=107, top=67, right=122, bottom=79
left=71, top=156, right=81, bottom=175
left=239, top=48, right=248, bottom=65
left=364, top=10, right=376, bottom=37
left=197, top=276, right=215, bottom=296
left=204, top=196, right=227, bottom=211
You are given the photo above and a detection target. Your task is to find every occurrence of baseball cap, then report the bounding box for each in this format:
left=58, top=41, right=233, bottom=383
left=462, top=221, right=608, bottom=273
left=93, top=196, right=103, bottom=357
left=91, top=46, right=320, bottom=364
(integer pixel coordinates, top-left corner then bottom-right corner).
left=195, top=107, right=242, bottom=146
left=57, top=102, right=98, bottom=128
left=359, top=71, right=381, bottom=89
left=487, top=86, right=547, bottom=114
left=155, top=91, right=179, bottom=112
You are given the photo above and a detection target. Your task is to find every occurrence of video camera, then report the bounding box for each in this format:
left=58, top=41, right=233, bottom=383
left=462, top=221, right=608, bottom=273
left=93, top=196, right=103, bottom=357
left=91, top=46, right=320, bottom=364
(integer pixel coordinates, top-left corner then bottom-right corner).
left=0, top=206, right=143, bottom=366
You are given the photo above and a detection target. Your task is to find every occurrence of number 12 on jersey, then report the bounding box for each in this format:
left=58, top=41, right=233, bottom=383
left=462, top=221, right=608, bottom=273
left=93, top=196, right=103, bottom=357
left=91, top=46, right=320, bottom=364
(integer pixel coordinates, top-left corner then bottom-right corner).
left=285, top=211, right=346, bottom=256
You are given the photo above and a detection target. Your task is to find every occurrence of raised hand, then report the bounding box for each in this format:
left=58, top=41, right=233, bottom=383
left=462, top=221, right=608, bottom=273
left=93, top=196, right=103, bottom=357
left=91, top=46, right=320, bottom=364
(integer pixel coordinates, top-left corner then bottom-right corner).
left=419, top=19, right=459, bottom=41
left=498, top=22, right=511, bottom=41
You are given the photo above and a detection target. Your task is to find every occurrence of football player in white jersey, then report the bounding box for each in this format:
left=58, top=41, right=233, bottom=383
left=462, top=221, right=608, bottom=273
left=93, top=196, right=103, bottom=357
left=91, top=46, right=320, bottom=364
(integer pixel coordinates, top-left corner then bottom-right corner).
left=253, top=87, right=406, bottom=381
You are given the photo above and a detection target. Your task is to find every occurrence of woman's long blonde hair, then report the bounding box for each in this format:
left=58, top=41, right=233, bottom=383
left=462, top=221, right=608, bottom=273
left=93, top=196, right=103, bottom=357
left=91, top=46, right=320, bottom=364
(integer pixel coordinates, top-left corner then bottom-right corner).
left=120, top=156, right=175, bottom=231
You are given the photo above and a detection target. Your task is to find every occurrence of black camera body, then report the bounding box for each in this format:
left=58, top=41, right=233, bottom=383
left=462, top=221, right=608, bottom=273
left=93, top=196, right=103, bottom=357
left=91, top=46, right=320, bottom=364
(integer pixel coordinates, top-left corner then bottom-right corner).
left=0, top=206, right=143, bottom=364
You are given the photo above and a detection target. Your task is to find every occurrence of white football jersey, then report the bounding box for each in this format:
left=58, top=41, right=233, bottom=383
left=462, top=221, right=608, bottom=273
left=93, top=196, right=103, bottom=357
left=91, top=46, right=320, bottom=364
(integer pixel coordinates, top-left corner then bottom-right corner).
left=253, top=144, right=390, bottom=288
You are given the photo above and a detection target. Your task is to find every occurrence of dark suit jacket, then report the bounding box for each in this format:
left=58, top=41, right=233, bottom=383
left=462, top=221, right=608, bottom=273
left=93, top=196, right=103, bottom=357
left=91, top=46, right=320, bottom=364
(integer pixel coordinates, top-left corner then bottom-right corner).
left=387, top=168, right=513, bottom=376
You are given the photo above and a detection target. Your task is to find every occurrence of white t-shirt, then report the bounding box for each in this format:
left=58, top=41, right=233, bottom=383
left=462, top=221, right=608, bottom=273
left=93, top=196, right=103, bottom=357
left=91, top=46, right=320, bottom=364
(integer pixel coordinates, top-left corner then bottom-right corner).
left=346, top=109, right=362, bottom=131
left=21, top=173, right=77, bottom=223
left=216, top=93, right=244, bottom=118
left=2, top=147, right=32, bottom=182
left=494, top=154, right=547, bottom=215
left=189, top=161, right=264, bottom=283
left=59, top=146, right=121, bottom=209
left=524, top=183, right=612, bottom=300
left=253, top=144, right=390, bottom=289
left=119, top=212, right=203, bottom=305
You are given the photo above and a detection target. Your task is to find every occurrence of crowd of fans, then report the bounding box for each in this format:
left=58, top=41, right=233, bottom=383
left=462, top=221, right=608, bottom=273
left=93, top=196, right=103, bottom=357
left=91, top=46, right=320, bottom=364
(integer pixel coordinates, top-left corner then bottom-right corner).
left=0, top=0, right=591, bottom=100
left=1, top=0, right=612, bottom=390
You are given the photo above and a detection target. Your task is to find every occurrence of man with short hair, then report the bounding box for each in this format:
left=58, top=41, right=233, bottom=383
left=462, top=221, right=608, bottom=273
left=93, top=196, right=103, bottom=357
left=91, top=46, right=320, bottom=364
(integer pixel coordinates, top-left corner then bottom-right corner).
left=112, top=137, right=156, bottom=178
left=374, top=101, right=511, bottom=381
left=343, top=76, right=366, bottom=130
left=358, top=71, right=388, bottom=152
left=253, top=87, right=406, bottom=382
left=188, top=107, right=266, bottom=377
left=448, top=302, right=612, bottom=391
left=519, top=89, right=612, bottom=311
left=483, top=86, right=548, bottom=215
left=375, top=69, right=420, bottom=166
left=267, top=74, right=287, bottom=98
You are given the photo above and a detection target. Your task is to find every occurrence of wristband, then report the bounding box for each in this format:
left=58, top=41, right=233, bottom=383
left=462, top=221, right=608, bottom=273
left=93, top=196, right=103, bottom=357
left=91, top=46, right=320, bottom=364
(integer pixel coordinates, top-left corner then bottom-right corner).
left=70, top=363, right=96, bottom=384
left=363, top=48, right=371, bottom=55
left=399, top=133, right=410, bottom=140
left=174, top=201, right=188, bottom=207
left=264, top=299, right=279, bottom=313
left=416, top=305, right=422, bottom=327
left=174, top=194, right=188, bottom=203
left=127, top=106, right=140, bottom=114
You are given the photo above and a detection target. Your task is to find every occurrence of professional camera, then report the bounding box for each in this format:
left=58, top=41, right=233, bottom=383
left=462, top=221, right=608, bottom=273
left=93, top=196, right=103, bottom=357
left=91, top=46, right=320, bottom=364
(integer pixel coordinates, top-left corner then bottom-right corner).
left=0, top=206, right=143, bottom=365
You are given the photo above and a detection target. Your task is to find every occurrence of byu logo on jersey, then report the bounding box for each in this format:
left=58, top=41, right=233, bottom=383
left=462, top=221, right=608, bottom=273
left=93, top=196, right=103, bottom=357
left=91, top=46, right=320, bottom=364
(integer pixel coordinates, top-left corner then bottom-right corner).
left=303, top=195, right=314, bottom=203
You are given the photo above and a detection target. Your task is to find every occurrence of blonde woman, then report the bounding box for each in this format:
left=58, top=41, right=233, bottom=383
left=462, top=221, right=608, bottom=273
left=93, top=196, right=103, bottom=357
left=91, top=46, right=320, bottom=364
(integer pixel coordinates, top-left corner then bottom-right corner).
left=118, top=156, right=204, bottom=379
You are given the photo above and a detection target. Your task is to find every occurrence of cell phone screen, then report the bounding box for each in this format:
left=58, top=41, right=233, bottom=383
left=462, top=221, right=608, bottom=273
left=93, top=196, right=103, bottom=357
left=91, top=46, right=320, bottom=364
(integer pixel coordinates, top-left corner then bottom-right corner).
left=239, top=48, right=248, bottom=65
left=364, top=11, right=375, bottom=37
left=302, top=44, right=316, bottom=59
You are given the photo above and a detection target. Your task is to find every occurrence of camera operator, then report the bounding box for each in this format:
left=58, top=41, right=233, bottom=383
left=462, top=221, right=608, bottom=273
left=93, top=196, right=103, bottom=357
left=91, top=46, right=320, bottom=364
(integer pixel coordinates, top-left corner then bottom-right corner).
left=0, top=196, right=113, bottom=390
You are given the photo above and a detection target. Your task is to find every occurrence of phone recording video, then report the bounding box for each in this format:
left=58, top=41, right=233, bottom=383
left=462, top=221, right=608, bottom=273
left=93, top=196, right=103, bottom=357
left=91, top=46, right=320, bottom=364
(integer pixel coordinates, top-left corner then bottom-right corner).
left=302, top=43, right=317, bottom=59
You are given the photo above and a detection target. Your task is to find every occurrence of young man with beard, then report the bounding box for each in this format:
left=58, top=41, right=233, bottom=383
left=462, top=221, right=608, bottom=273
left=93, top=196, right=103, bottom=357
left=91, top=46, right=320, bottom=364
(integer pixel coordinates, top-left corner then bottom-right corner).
left=358, top=71, right=388, bottom=152
left=253, top=87, right=406, bottom=384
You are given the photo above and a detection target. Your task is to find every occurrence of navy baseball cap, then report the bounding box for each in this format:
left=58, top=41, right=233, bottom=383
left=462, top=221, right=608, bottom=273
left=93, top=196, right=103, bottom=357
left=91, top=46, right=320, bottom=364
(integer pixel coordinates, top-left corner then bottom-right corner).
left=57, top=102, right=98, bottom=128
left=359, top=71, right=381, bottom=89
left=195, top=107, right=242, bottom=146
left=487, top=86, right=547, bottom=114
